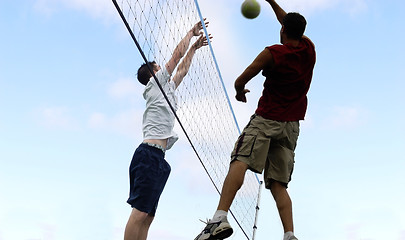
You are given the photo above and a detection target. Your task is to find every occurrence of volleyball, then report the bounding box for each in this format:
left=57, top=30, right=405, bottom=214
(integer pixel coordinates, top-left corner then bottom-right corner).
left=241, top=0, right=261, bottom=19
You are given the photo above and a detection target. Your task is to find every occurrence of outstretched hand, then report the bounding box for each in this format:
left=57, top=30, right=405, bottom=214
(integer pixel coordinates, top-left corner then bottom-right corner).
left=193, top=33, right=212, bottom=49
left=235, top=89, right=250, bottom=103
left=191, top=18, right=209, bottom=36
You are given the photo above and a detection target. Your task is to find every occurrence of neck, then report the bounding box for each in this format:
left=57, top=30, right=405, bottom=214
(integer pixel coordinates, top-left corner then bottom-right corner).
left=283, top=38, right=300, bottom=47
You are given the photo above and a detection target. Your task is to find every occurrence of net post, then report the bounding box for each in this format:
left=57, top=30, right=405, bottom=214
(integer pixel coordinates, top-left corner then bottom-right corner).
left=252, top=181, right=263, bottom=240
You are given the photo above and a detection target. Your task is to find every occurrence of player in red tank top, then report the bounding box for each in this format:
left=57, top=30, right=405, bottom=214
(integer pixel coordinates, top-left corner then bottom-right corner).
left=257, top=37, right=315, bottom=121
left=194, top=1, right=315, bottom=240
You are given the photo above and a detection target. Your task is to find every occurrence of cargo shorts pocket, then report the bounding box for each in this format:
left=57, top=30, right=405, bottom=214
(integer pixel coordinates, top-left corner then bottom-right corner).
left=287, top=122, right=300, bottom=151
left=231, top=132, right=257, bottom=158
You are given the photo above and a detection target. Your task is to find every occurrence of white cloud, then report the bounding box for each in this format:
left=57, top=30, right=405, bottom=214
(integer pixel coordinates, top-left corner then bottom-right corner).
left=107, top=77, right=140, bottom=101
left=200, top=0, right=368, bottom=17
left=300, top=113, right=315, bottom=130
left=87, top=109, right=142, bottom=137
left=344, top=0, right=368, bottom=15
left=168, top=138, right=215, bottom=194
left=324, top=105, right=368, bottom=129
left=35, top=106, right=78, bottom=129
left=273, top=0, right=368, bottom=15
left=281, top=0, right=336, bottom=14
left=33, top=0, right=56, bottom=16
left=88, top=112, right=107, bottom=128
left=33, top=0, right=118, bottom=22
left=148, top=229, right=185, bottom=240
left=33, top=76, right=143, bottom=136
left=34, top=105, right=142, bottom=137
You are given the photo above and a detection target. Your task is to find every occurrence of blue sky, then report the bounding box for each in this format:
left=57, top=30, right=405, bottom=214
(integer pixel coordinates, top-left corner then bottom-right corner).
left=1, top=0, right=405, bottom=240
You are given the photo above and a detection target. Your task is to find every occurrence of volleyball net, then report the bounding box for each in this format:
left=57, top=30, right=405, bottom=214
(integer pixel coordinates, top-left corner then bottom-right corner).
left=112, top=0, right=262, bottom=239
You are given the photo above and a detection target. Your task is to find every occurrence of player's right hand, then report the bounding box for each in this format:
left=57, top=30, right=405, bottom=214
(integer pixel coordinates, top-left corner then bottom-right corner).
left=235, top=89, right=250, bottom=103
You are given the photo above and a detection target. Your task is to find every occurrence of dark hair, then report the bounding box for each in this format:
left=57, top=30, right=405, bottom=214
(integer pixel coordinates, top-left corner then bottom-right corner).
left=282, top=12, right=307, bottom=40
left=137, top=61, right=156, bottom=85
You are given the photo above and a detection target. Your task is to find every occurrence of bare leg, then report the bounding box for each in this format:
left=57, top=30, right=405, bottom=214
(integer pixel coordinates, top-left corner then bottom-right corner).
left=124, top=208, right=154, bottom=240
left=270, top=181, right=294, bottom=233
left=217, top=160, right=249, bottom=211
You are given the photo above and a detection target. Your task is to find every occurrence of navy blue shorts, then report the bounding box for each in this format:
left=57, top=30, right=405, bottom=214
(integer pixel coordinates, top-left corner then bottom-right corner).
left=127, top=143, right=171, bottom=216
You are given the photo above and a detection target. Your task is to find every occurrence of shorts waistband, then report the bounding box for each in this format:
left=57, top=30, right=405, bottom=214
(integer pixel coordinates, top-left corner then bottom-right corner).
left=142, top=142, right=166, bottom=153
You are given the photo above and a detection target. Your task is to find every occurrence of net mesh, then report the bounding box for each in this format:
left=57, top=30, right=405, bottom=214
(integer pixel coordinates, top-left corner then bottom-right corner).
left=113, top=0, right=261, bottom=239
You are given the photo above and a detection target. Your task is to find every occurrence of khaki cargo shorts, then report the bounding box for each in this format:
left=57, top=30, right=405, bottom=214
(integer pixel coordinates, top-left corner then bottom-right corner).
left=231, top=114, right=300, bottom=189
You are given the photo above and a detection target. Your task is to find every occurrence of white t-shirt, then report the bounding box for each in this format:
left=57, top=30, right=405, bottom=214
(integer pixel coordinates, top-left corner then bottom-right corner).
left=142, top=67, right=178, bottom=150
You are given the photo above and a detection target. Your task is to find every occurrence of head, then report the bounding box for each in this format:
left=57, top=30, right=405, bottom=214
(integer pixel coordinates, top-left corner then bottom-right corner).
left=137, top=61, right=161, bottom=85
left=280, top=12, right=307, bottom=43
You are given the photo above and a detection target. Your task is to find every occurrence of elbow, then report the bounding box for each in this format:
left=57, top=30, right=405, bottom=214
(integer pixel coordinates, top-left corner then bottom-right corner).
left=234, top=78, right=245, bottom=91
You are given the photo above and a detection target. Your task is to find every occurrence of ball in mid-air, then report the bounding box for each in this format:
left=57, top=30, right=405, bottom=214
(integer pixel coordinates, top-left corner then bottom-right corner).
left=241, top=0, right=261, bottom=19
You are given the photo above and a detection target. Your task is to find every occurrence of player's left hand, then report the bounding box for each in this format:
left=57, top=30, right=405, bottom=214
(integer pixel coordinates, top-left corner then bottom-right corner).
left=193, top=33, right=212, bottom=49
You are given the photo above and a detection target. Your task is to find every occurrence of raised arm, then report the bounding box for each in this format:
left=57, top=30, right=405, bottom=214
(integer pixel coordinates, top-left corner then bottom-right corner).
left=266, top=0, right=287, bottom=25
left=171, top=33, right=211, bottom=88
left=266, top=0, right=312, bottom=43
left=165, top=19, right=208, bottom=75
left=234, top=49, right=274, bottom=102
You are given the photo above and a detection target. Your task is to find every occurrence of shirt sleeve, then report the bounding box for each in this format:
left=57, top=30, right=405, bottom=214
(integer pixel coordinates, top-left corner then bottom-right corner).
left=154, top=67, right=171, bottom=85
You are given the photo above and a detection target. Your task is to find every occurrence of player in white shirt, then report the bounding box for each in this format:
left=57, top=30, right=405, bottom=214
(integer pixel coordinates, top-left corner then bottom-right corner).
left=124, top=20, right=211, bottom=240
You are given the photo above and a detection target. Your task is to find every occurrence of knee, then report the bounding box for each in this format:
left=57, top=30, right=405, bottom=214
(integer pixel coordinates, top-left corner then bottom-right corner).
left=269, top=179, right=286, bottom=190
left=144, top=215, right=154, bottom=228
left=230, top=159, right=248, bottom=169
left=227, top=160, right=249, bottom=185
left=130, top=208, right=150, bottom=225
left=269, top=181, right=288, bottom=199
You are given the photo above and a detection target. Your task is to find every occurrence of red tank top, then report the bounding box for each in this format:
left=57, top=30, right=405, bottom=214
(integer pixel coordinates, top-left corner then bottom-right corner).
left=255, top=37, right=316, bottom=121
